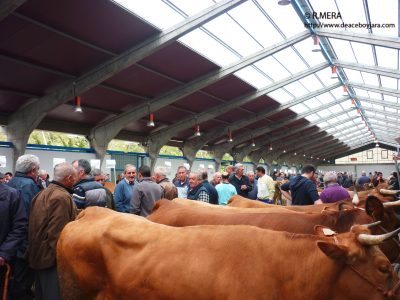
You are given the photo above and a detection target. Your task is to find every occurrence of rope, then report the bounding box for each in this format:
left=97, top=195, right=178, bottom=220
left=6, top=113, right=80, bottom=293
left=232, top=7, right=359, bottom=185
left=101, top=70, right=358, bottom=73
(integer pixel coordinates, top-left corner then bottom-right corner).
left=2, top=263, right=10, bottom=300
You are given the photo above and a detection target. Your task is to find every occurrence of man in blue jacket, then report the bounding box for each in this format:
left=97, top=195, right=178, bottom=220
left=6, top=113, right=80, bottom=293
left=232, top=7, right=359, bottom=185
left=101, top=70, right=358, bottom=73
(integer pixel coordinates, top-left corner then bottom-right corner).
left=114, top=164, right=137, bottom=213
left=7, top=154, right=41, bottom=299
left=0, top=178, right=27, bottom=299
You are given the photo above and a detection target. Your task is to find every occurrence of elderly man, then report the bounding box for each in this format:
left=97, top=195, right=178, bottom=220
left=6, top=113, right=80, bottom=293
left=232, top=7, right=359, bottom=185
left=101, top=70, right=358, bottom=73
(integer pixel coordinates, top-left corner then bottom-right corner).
left=154, top=167, right=177, bottom=200
left=229, top=163, right=252, bottom=198
left=210, top=172, right=222, bottom=187
left=8, top=154, right=41, bottom=299
left=173, top=166, right=189, bottom=198
left=114, top=164, right=137, bottom=213
left=0, top=178, right=27, bottom=298
left=225, top=165, right=234, bottom=177
left=357, top=171, right=371, bottom=186
left=247, top=171, right=258, bottom=200
left=72, top=159, right=106, bottom=209
left=201, top=170, right=218, bottom=204
left=131, top=165, right=163, bottom=217
left=28, top=162, right=77, bottom=300
left=92, top=169, right=115, bottom=210
left=38, top=170, right=49, bottom=189
left=280, top=165, right=322, bottom=206
left=187, top=172, right=210, bottom=203
left=320, top=172, right=351, bottom=204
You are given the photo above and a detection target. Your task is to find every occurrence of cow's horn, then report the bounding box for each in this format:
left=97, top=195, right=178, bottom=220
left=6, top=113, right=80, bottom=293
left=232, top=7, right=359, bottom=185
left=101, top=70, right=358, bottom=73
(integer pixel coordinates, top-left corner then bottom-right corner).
left=382, top=199, right=400, bottom=207
left=380, top=189, right=400, bottom=195
left=357, top=227, right=400, bottom=246
left=352, top=188, right=360, bottom=205
left=361, top=221, right=381, bottom=228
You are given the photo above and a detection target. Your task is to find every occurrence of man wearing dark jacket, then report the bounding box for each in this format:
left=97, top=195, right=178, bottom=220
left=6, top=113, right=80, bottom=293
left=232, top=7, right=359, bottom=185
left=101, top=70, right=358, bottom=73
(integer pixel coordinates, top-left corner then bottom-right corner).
left=201, top=170, right=218, bottom=205
left=187, top=172, right=210, bottom=203
left=0, top=182, right=27, bottom=298
left=280, top=165, right=322, bottom=206
left=72, top=159, right=107, bottom=209
left=7, top=154, right=41, bottom=299
left=229, top=163, right=252, bottom=198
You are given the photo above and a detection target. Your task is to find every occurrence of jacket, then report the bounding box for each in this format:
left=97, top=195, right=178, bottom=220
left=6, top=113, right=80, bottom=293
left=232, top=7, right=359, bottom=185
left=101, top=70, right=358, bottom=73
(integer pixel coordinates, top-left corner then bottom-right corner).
left=187, top=183, right=209, bottom=201
left=202, top=180, right=218, bottom=204
left=28, top=182, right=76, bottom=269
left=131, top=177, right=164, bottom=217
left=281, top=175, right=319, bottom=205
left=0, top=183, right=27, bottom=263
left=73, top=178, right=107, bottom=209
left=157, top=178, right=178, bottom=200
left=114, top=179, right=136, bottom=213
left=229, top=175, right=252, bottom=197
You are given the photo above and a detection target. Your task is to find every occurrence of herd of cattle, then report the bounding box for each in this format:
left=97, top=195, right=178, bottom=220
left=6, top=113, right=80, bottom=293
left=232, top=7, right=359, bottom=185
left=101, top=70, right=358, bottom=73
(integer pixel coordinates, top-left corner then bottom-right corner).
left=56, top=183, right=400, bottom=299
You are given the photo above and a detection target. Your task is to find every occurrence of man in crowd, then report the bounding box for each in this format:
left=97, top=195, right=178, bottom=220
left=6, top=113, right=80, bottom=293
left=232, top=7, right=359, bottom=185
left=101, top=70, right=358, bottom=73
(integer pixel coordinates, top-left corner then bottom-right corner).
left=38, top=170, right=49, bottom=189
left=114, top=164, right=137, bottom=213
left=201, top=171, right=218, bottom=204
left=0, top=175, right=27, bottom=298
left=255, top=166, right=275, bottom=203
left=154, top=166, right=177, bottom=200
left=8, top=154, right=41, bottom=299
left=72, top=159, right=106, bottom=208
left=280, top=165, right=322, bottom=205
left=187, top=172, right=210, bottom=203
left=174, top=166, right=189, bottom=198
left=92, top=169, right=115, bottom=210
left=320, top=172, right=351, bottom=203
left=210, top=172, right=221, bottom=187
left=225, top=165, right=234, bottom=177
left=28, top=162, right=77, bottom=300
left=131, top=165, right=163, bottom=217
left=357, top=171, right=371, bottom=187
left=4, top=172, right=13, bottom=183
left=229, top=163, right=252, bottom=198
left=215, top=172, right=237, bottom=205
left=247, top=171, right=258, bottom=200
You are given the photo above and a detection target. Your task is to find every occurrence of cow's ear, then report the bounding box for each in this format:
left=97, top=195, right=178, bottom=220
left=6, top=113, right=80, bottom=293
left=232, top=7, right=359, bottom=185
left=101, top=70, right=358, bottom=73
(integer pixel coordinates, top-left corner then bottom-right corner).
left=317, top=241, right=348, bottom=263
left=365, top=196, right=384, bottom=221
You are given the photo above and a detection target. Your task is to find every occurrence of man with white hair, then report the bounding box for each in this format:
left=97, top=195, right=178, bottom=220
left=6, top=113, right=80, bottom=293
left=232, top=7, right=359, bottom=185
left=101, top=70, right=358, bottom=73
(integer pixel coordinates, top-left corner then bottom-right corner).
left=114, top=164, right=137, bottom=212
left=38, top=169, right=49, bottom=189
left=154, top=167, right=177, bottom=200
left=210, top=172, right=222, bottom=187
left=187, top=172, right=210, bottom=203
left=357, top=170, right=371, bottom=186
left=229, top=163, right=252, bottom=197
left=28, top=162, right=77, bottom=299
left=320, top=172, right=351, bottom=203
left=7, top=154, right=41, bottom=299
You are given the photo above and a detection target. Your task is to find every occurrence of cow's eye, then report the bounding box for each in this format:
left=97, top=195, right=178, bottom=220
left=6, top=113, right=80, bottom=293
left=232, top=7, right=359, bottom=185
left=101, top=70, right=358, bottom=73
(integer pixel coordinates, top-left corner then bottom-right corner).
left=378, top=264, right=390, bottom=274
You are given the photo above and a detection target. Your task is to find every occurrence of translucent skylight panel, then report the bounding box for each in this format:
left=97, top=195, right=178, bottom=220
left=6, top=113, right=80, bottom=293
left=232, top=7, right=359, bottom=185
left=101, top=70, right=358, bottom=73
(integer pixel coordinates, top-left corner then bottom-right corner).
left=298, top=74, right=324, bottom=91
left=335, top=0, right=368, bottom=34
left=228, top=1, right=283, bottom=48
left=354, top=88, right=370, bottom=97
left=318, top=121, right=329, bottom=128
left=316, top=91, right=336, bottom=104
left=255, top=56, right=291, bottom=81
left=283, top=81, right=310, bottom=98
left=362, top=101, right=373, bottom=108
left=381, top=76, right=398, bottom=90
left=348, top=110, right=358, bottom=117
left=340, top=100, right=353, bottom=110
left=329, top=104, right=343, bottom=113
left=305, top=114, right=320, bottom=122
left=360, top=72, right=379, bottom=86
left=179, top=29, right=238, bottom=66
left=376, top=46, right=399, bottom=69
left=384, top=95, right=398, bottom=103
left=372, top=104, right=384, bottom=111
left=351, top=42, right=375, bottom=65
left=325, top=128, right=336, bottom=133
left=267, top=89, right=294, bottom=104
left=293, top=37, right=326, bottom=67
left=330, top=86, right=347, bottom=99
left=343, top=69, right=364, bottom=83
left=115, top=0, right=184, bottom=29
left=273, top=48, right=308, bottom=74
left=330, top=39, right=357, bottom=63
left=368, top=0, right=398, bottom=37
left=204, top=14, right=262, bottom=57
left=337, top=114, right=349, bottom=121
left=317, top=109, right=332, bottom=118
left=234, top=67, right=272, bottom=89
left=303, top=98, right=322, bottom=108
left=291, top=103, right=309, bottom=114
left=257, top=1, right=304, bottom=37
left=167, top=0, right=215, bottom=16
left=367, top=91, right=382, bottom=99
left=313, top=69, right=337, bottom=87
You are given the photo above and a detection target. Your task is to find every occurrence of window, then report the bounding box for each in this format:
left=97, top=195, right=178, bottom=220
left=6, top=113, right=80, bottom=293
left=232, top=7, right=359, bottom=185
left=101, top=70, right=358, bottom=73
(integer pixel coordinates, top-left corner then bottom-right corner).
left=381, top=150, right=388, bottom=159
left=367, top=150, right=373, bottom=159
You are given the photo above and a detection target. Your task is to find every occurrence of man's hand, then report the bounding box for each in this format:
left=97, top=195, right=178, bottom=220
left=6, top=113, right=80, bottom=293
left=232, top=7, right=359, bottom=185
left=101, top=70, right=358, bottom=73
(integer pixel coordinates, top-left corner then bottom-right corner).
left=240, top=185, right=247, bottom=190
left=0, top=257, right=5, bottom=266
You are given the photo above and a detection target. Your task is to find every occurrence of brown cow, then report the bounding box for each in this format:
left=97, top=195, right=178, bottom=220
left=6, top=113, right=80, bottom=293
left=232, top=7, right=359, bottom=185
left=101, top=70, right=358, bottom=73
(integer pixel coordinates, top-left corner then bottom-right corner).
left=227, top=194, right=353, bottom=212
left=57, top=206, right=400, bottom=300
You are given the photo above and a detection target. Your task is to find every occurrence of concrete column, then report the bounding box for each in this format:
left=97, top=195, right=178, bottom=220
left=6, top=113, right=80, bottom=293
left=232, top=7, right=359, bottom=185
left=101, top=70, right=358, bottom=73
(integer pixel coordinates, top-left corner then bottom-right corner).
left=7, top=124, right=30, bottom=172
left=231, top=150, right=245, bottom=163
left=147, top=137, right=164, bottom=173
left=182, top=146, right=197, bottom=171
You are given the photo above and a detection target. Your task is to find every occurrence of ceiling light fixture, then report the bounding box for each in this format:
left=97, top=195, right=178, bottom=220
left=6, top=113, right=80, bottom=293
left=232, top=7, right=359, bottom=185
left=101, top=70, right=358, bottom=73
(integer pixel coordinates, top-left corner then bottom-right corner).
left=312, top=36, right=321, bottom=52
left=342, top=85, right=348, bottom=96
left=194, top=124, right=201, bottom=137
left=331, top=66, right=338, bottom=79
left=147, top=113, right=155, bottom=127
left=251, top=139, right=255, bottom=147
left=228, top=129, right=233, bottom=142
left=74, top=96, right=83, bottom=113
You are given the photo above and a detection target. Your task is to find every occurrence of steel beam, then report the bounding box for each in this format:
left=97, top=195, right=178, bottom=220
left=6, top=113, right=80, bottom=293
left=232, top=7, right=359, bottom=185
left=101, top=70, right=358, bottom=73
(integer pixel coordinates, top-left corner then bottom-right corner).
left=335, top=61, right=400, bottom=80
left=350, top=82, right=400, bottom=98
left=362, top=106, right=400, bottom=120
left=0, top=0, right=26, bottom=22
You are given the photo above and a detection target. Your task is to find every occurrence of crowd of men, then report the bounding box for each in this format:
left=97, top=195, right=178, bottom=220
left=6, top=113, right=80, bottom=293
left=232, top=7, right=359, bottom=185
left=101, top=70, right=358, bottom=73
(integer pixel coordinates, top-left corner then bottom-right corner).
left=1, top=152, right=399, bottom=299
